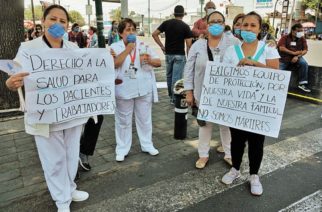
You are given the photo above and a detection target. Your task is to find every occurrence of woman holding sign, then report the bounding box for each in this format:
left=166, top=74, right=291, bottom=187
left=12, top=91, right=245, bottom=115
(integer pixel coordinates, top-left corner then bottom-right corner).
left=221, top=11, right=280, bottom=196
left=111, top=18, right=161, bottom=162
left=184, top=11, right=240, bottom=169
left=6, top=5, right=89, bottom=212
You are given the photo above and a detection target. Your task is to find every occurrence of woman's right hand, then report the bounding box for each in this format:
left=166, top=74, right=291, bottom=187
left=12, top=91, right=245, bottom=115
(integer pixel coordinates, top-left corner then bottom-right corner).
left=125, top=43, right=136, bottom=53
left=6, top=72, right=29, bottom=91
left=185, top=90, right=194, bottom=106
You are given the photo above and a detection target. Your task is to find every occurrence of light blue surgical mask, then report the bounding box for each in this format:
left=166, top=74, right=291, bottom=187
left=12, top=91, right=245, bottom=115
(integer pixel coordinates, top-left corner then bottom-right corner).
left=241, top=30, right=257, bottom=43
left=48, top=23, right=65, bottom=39
left=208, top=24, right=224, bottom=36
left=234, top=28, right=241, bottom=36
left=127, top=34, right=136, bottom=43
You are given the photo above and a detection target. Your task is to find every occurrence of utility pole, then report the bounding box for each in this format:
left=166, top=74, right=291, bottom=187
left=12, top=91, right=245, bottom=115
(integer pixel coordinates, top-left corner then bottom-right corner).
left=121, top=0, right=128, bottom=19
left=148, top=0, right=151, bottom=36
left=94, top=0, right=106, bottom=48
left=315, top=0, right=321, bottom=34
left=272, top=0, right=281, bottom=28
left=288, top=0, right=296, bottom=33
left=87, top=0, right=91, bottom=26
left=31, top=0, right=36, bottom=26
left=200, top=0, right=204, bottom=18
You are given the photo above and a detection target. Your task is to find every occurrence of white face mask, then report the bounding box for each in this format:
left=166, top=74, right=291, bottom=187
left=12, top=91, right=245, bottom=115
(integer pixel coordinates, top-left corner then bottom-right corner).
left=206, top=8, right=216, bottom=15
left=296, top=31, right=304, bottom=38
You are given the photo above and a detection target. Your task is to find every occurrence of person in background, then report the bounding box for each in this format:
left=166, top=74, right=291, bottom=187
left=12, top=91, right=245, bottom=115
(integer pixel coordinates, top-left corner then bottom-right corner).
left=30, top=24, right=44, bottom=39
left=184, top=11, right=240, bottom=169
left=152, top=5, right=193, bottom=104
left=6, top=5, right=89, bottom=212
left=108, top=20, right=120, bottom=46
left=191, top=1, right=216, bottom=39
left=111, top=18, right=161, bottom=162
left=277, top=23, right=310, bottom=93
left=260, top=23, right=275, bottom=43
left=87, top=26, right=98, bottom=48
left=221, top=11, right=280, bottom=196
left=68, top=23, right=86, bottom=48
left=232, top=13, right=245, bottom=41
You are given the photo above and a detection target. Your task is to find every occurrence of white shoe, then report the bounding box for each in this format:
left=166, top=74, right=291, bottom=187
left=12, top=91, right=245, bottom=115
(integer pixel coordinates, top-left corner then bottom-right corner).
left=249, top=174, right=263, bottom=196
left=221, top=167, right=240, bottom=185
left=116, top=154, right=125, bottom=162
left=72, top=190, right=89, bottom=202
left=143, top=148, right=159, bottom=156
left=57, top=208, right=70, bottom=212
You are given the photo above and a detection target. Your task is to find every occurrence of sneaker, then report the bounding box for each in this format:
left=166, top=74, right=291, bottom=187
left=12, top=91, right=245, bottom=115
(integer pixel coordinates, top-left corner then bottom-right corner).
left=298, top=84, right=311, bottom=93
left=143, top=148, right=159, bottom=156
left=222, top=167, right=241, bottom=185
left=79, top=153, right=91, bottom=171
left=216, top=145, right=224, bottom=153
left=57, top=208, right=70, bottom=212
left=72, top=190, right=89, bottom=202
left=116, top=154, right=125, bottom=162
left=249, top=174, right=263, bottom=196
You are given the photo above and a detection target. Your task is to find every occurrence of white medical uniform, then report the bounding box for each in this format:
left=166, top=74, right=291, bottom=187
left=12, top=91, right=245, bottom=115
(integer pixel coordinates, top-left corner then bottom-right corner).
left=14, top=37, right=88, bottom=209
left=111, top=39, right=159, bottom=156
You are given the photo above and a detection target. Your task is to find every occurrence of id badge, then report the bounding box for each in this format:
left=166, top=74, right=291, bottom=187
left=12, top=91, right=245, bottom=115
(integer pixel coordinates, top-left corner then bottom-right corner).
left=290, top=42, right=296, bottom=46
left=129, top=64, right=137, bottom=79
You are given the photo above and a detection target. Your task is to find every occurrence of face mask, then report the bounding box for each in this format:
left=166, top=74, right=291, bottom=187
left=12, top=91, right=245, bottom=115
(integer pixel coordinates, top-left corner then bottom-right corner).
left=206, top=8, right=216, bottom=15
left=208, top=24, right=224, bottom=36
left=48, top=23, right=65, bottom=39
left=234, top=28, right=241, bottom=36
left=296, top=31, right=304, bottom=38
left=127, top=34, right=136, bottom=43
left=73, top=27, right=80, bottom=33
left=241, top=30, right=257, bottom=43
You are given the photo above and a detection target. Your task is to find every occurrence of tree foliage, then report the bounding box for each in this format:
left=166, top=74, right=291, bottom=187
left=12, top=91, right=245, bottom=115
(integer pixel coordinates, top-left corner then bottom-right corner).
left=69, top=10, right=85, bottom=26
left=302, top=0, right=320, bottom=10
left=24, top=5, right=43, bottom=21
left=109, top=7, right=139, bottom=22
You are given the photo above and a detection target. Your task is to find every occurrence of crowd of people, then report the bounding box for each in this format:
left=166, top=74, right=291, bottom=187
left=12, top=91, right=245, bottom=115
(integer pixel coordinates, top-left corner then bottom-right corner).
left=5, top=1, right=313, bottom=211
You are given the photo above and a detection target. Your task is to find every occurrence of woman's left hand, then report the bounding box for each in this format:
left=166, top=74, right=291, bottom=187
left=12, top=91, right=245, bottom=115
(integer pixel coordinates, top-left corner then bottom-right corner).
left=237, top=58, right=255, bottom=66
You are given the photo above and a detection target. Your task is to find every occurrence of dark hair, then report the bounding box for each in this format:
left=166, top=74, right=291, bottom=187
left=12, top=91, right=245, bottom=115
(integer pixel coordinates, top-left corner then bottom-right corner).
left=243, top=11, right=262, bottom=40
left=233, top=13, right=245, bottom=26
left=207, top=11, right=225, bottom=23
left=291, top=23, right=303, bottom=32
left=262, top=23, right=269, bottom=30
left=89, top=26, right=97, bottom=33
left=224, top=25, right=231, bottom=31
left=43, top=5, right=70, bottom=22
left=71, top=23, right=79, bottom=30
left=35, top=24, right=42, bottom=30
left=118, top=18, right=136, bottom=34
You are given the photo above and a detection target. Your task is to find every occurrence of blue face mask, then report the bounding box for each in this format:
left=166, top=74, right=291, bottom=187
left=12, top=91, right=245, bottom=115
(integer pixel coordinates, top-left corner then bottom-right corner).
left=234, top=28, right=241, bottom=36
left=127, top=34, right=136, bottom=43
left=208, top=24, right=224, bottom=36
left=241, top=30, right=257, bottom=43
left=48, top=23, right=65, bottom=39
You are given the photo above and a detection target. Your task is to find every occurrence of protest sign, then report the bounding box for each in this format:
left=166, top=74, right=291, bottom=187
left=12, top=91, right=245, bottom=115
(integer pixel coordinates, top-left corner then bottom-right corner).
left=0, top=60, right=22, bottom=75
left=19, top=48, right=115, bottom=124
left=198, top=61, right=291, bottom=138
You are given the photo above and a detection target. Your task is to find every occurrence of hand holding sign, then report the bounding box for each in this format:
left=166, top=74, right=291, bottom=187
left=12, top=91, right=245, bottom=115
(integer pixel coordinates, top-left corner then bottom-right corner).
left=5, top=72, right=30, bottom=91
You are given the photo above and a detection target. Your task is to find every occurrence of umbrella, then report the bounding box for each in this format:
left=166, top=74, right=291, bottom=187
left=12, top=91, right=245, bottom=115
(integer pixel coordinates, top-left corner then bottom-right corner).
left=302, top=22, right=316, bottom=28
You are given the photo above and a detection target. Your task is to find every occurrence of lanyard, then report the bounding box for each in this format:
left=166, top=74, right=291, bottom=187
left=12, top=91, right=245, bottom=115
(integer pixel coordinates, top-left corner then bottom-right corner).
left=129, top=48, right=136, bottom=65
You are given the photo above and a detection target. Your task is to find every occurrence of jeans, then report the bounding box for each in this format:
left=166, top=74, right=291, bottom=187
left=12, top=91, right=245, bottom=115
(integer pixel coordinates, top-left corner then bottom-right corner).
left=280, top=57, right=309, bottom=85
left=165, top=54, right=186, bottom=102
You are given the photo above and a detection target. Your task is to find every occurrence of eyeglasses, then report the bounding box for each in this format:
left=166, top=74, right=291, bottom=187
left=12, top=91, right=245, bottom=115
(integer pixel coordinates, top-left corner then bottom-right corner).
left=208, top=20, right=224, bottom=25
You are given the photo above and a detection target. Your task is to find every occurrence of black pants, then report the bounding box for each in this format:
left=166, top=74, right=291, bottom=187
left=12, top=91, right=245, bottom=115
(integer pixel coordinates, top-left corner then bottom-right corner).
left=80, top=115, right=104, bottom=156
left=230, top=128, right=265, bottom=175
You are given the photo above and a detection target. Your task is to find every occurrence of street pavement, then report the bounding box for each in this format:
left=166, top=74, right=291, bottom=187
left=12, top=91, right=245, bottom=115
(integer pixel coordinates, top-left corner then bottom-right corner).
left=0, top=38, right=322, bottom=211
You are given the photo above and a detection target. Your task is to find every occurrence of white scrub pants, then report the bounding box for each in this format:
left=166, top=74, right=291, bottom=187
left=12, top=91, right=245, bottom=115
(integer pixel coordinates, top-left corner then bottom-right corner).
left=115, top=93, right=155, bottom=156
left=198, top=122, right=231, bottom=158
left=34, top=125, right=82, bottom=209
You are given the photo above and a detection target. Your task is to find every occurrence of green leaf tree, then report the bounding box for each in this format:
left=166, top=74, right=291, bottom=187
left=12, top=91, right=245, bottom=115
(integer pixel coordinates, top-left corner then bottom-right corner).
left=109, top=7, right=140, bottom=22
left=302, top=0, right=320, bottom=10
left=69, top=10, right=85, bottom=26
left=24, top=5, right=43, bottom=21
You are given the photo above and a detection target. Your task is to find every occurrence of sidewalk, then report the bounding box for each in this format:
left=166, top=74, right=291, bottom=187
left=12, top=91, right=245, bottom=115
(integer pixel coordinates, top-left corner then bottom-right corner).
left=0, top=68, right=204, bottom=207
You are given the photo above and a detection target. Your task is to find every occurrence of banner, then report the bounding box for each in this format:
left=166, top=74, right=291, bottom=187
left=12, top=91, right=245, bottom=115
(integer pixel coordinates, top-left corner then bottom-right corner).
left=19, top=48, right=115, bottom=124
left=198, top=61, right=290, bottom=138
